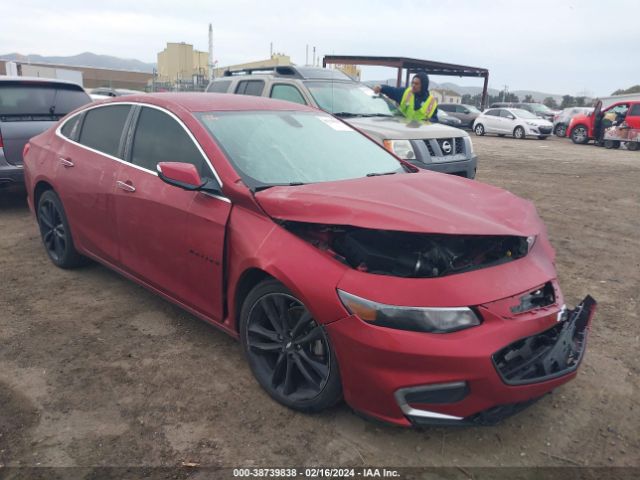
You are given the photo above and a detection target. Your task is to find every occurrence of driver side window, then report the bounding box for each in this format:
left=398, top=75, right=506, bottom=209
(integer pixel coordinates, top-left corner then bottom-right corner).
left=130, top=107, right=212, bottom=180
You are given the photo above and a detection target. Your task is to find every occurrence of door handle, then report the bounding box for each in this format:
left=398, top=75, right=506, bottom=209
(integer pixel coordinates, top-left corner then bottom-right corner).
left=116, top=180, right=136, bottom=193
left=59, top=157, right=74, bottom=167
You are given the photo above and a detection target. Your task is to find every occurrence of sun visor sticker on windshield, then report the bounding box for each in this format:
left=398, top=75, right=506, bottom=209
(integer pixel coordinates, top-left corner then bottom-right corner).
left=317, top=116, right=354, bottom=131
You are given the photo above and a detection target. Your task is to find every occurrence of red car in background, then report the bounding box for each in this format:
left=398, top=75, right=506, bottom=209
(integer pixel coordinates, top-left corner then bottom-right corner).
left=568, top=100, right=640, bottom=144
left=23, top=93, right=595, bottom=427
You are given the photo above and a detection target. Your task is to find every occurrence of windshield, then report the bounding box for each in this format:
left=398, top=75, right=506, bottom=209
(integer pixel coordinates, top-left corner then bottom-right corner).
left=511, top=109, right=539, bottom=119
left=304, top=81, right=399, bottom=117
left=198, top=111, right=406, bottom=188
left=0, top=82, right=89, bottom=118
left=528, top=103, right=552, bottom=114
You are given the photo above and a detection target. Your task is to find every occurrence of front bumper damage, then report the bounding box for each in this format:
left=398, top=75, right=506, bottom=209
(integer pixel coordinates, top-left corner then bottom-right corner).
left=406, top=296, right=597, bottom=426
left=327, top=295, right=597, bottom=427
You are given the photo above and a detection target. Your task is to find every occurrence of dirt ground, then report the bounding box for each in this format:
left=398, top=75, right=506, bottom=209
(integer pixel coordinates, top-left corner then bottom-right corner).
left=1, top=135, right=639, bottom=473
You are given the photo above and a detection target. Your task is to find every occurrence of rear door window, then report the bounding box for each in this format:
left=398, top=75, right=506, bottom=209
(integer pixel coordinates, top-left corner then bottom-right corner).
left=628, top=104, right=640, bottom=116
left=60, top=113, right=82, bottom=140
left=207, top=80, right=232, bottom=93
left=130, top=107, right=212, bottom=179
left=0, top=81, right=90, bottom=120
left=270, top=84, right=307, bottom=105
left=485, top=109, right=500, bottom=116
left=78, top=105, right=131, bottom=158
left=235, top=80, right=265, bottom=96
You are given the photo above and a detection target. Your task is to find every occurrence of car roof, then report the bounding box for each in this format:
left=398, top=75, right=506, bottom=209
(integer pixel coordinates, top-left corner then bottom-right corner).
left=97, top=92, right=319, bottom=113
left=0, top=75, right=85, bottom=89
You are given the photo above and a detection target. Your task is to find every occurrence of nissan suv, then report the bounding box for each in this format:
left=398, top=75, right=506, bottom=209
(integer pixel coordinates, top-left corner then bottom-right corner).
left=206, top=66, right=477, bottom=179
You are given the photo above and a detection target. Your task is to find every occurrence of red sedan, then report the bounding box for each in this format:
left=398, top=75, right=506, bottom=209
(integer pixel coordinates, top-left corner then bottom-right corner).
left=23, top=93, right=595, bottom=427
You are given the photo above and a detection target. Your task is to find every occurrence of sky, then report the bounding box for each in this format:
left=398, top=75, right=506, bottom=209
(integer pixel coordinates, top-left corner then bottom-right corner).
left=2, top=0, right=638, bottom=97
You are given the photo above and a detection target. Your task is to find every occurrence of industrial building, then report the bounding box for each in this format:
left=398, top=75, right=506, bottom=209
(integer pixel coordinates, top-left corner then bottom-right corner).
left=156, top=42, right=209, bottom=84
left=0, top=59, right=152, bottom=90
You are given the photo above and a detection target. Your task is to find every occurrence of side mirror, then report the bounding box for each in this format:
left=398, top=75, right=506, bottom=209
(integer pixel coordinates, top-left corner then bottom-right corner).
left=157, top=162, right=222, bottom=195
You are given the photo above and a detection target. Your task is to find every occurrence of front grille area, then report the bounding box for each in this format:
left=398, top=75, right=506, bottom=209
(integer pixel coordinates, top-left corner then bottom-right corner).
left=423, top=140, right=436, bottom=157
left=424, top=138, right=465, bottom=157
left=538, top=126, right=552, bottom=134
left=493, top=296, right=595, bottom=385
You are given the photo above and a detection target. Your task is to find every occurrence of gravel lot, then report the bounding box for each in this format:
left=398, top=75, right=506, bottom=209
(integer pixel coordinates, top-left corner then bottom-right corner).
left=1, top=135, right=638, bottom=472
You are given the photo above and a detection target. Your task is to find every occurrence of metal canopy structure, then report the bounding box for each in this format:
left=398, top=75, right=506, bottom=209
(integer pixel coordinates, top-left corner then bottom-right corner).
left=323, top=55, right=490, bottom=109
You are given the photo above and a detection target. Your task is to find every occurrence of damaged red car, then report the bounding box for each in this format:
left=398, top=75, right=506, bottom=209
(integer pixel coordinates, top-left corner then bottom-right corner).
left=23, top=93, right=596, bottom=427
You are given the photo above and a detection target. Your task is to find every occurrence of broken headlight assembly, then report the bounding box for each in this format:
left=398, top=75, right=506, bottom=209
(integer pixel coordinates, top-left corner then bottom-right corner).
left=338, top=290, right=481, bottom=333
left=383, top=139, right=416, bottom=160
left=283, top=223, right=533, bottom=279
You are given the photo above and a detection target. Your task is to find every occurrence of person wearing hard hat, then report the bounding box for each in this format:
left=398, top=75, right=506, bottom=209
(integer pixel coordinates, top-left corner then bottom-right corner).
left=373, top=72, right=438, bottom=122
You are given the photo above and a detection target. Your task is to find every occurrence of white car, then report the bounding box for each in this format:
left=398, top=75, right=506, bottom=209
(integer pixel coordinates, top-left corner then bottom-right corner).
left=473, top=108, right=554, bottom=140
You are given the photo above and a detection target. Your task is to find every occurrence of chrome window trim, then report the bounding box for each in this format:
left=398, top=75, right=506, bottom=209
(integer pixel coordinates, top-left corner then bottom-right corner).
left=55, top=101, right=229, bottom=203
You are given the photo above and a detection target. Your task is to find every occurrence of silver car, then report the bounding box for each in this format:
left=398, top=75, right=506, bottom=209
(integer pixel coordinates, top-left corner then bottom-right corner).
left=207, top=66, right=478, bottom=179
left=439, top=103, right=481, bottom=128
left=473, top=108, right=553, bottom=139
left=553, top=107, right=593, bottom=137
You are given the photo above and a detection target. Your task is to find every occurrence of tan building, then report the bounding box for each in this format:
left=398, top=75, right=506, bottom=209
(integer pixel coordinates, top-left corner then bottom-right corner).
left=334, top=64, right=361, bottom=81
left=214, top=54, right=291, bottom=77
left=432, top=88, right=462, bottom=104
left=157, top=42, right=209, bottom=83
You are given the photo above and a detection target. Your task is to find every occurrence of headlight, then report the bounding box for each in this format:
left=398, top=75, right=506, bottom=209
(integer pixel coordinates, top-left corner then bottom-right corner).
left=526, top=121, right=538, bottom=126
left=383, top=139, right=416, bottom=160
left=464, top=136, right=475, bottom=155
left=337, top=290, right=481, bottom=333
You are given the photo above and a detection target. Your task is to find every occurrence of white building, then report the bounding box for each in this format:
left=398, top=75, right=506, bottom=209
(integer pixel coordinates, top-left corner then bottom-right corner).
left=431, top=88, right=461, bottom=104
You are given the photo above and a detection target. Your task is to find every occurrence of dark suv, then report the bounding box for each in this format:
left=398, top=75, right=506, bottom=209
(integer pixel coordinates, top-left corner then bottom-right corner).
left=0, top=77, right=91, bottom=187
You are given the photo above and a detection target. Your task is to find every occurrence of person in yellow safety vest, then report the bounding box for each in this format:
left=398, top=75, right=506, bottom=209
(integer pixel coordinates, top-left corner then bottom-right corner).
left=373, top=72, right=438, bottom=122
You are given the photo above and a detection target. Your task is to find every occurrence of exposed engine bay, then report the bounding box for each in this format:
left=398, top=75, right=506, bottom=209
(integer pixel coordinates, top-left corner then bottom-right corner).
left=283, top=222, right=529, bottom=278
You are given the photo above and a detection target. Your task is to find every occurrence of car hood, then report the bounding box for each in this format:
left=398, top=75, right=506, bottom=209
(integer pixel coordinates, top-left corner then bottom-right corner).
left=345, top=116, right=468, bottom=140
left=255, top=172, right=542, bottom=237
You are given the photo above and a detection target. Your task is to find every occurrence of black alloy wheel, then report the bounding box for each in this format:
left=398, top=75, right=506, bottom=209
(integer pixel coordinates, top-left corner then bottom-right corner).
left=37, top=190, right=86, bottom=268
left=240, top=280, right=342, bottom=412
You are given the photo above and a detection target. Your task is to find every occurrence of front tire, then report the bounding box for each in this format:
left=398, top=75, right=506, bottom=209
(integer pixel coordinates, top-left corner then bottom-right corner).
left=571, top=125, right=589, bottom=144
left=240, top=279, right=342, bottom=413
left=37, top=190, right=87, bottom=269
left=555, top=124, right=567, bottom=137
left=474, top=123, right=485, bottom=136
left=513, top=126, right=525, bottom=139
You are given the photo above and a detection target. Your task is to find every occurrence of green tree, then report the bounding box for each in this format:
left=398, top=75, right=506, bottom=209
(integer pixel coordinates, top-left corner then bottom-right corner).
left=560, top=95, right=575, bottom=108
left=523, top=94, right=534, bottom=103
left=575, top=96, right=586, bottom=107
left=612, top=85, right=640, bottom=95
left=543, top=97, right=558, bottom=109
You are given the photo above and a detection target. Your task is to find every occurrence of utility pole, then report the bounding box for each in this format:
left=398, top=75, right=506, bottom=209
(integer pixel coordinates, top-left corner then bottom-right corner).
left=312, top=46, right=316, bottom=67
left=208, top=23, right=214, bottom=81
left=305, top=45, right=309, bottom=66
left=503, top=84, right=509, bottom=102
left=270, top=42, right=273, bottom=57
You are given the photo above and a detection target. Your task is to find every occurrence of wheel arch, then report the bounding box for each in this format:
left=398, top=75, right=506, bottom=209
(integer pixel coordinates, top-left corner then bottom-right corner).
left=233, top=268, right=275, bottom=332
left=33, top=180, right=55, bottom=215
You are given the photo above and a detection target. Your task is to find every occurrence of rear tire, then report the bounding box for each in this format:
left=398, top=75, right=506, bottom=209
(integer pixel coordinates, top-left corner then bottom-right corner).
left=627, top=141, right=639, bottom=151
left=37, top=190, right=87, bottom=269
left=513, top=126, right=525, bottom=139
left=571, top=125, right=589, bottom=144
left=555, top=124, right=567, bottom=137
left=474, top=123, right=485, bottom=136
left=240, top=279, right=342, bottom=413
